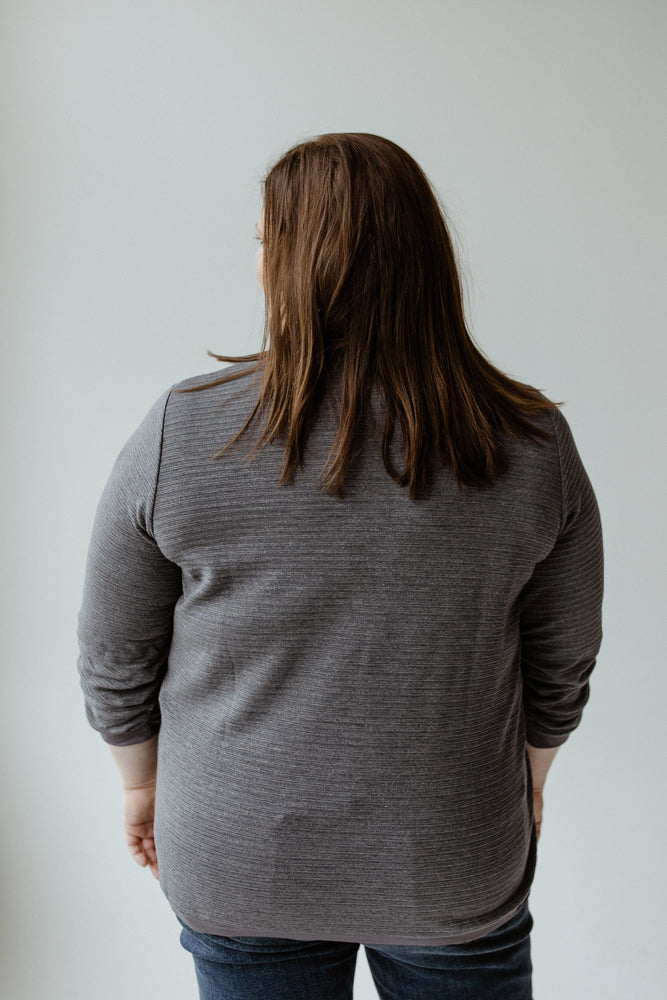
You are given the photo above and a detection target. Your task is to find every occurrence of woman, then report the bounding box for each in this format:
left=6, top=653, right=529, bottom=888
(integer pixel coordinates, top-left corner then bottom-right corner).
left=76, top=132, right=604, bottom=1000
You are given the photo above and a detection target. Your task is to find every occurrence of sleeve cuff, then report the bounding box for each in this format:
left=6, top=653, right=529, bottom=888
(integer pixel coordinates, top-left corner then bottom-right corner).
left=100, top=723, right=160, bottom=746
left=525, top=731, right=571, bottom=749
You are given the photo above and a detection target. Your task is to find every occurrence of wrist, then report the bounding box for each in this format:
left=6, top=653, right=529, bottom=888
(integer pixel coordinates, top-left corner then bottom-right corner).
left=526, top=741, right=560, bottom=791
left=122, top=777, right=157, bottom=791
left=108, top=735, right=159, bottom=790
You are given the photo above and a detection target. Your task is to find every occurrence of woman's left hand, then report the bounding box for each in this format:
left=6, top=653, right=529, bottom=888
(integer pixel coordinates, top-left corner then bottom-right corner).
left=122, top=784, right=160, bottom=879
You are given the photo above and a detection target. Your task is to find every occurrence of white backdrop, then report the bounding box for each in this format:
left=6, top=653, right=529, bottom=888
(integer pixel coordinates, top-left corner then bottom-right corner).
left=1, top=1, right=665, bottom=997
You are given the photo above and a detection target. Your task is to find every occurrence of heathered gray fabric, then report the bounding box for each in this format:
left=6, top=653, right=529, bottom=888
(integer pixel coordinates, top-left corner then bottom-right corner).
left=76, top=360, right=604, bottom=945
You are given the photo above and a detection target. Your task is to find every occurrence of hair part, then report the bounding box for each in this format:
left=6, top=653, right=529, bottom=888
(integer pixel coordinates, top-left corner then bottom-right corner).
left=174, top=132, right=563, bottom=501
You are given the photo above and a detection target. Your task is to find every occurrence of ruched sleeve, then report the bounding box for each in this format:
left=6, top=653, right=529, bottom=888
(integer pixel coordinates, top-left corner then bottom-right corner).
left=76, top=386, right=183, bottom=746
left=519, top=407, right=604, bottom=748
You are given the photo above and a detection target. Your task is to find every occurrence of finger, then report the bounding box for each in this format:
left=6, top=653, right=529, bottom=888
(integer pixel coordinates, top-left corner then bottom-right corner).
left=143, top=839, right=157, bottom=864
left=129, top=844, right=148, bottom=865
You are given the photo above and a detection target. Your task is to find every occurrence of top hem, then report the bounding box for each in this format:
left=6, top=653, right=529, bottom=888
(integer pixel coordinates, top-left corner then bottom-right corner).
left=172, top=896, right=528, bottom=946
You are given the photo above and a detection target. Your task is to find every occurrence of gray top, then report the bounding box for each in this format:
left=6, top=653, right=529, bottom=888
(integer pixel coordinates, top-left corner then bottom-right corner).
left=76, top=361, right=604, bottom=945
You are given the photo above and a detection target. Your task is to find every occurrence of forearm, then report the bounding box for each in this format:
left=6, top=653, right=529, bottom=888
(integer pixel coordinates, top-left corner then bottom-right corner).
left=526, top=741, right=560, bottom=791
left=108, top=734, right=159, bottom=790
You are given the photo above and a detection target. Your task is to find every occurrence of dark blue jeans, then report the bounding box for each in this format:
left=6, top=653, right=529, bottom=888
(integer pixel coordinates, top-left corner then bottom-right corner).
left=176, top=897, right=534, bottom=999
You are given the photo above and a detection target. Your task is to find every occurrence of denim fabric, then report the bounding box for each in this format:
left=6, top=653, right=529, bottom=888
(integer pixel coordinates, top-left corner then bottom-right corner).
left=176, top=897, right=534, bottom=999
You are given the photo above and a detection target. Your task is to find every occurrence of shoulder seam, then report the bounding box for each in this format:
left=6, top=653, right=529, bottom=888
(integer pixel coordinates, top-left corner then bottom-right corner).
left=551, top=407, right=565, bottom=533
left=149, top=386, right=174, bottom=538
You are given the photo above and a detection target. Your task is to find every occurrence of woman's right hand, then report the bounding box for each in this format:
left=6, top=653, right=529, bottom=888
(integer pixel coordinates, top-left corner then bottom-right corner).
left=533, top=787, right=543, bottom=842
left=526, top=742, right=559, bottom=843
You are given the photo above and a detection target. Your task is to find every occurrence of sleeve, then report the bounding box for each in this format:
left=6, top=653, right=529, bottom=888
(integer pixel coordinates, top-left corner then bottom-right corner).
left=519, top=406, right=604, bottom=748
left=76, top=385, right=183, bottom=746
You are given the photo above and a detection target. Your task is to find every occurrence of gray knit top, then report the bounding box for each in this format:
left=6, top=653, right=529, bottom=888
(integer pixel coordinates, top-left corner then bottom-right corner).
left=76, top=361, right=604, bottom=945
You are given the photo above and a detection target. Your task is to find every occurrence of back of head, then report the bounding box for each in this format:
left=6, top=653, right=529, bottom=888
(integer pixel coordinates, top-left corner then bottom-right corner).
left=176, top=132, right=561, bottom=501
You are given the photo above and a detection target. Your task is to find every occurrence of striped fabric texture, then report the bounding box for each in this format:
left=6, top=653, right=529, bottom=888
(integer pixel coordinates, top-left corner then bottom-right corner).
left=76, top=361, right=604, bottom=945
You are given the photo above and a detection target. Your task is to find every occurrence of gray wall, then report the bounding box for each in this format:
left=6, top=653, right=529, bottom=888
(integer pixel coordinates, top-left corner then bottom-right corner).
left=2, top=1, right=664, bottom=997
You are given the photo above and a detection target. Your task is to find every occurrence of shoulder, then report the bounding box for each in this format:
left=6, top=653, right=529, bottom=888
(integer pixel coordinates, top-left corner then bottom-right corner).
left=162, top=361, right=258, bottom=415
left=169, top=361, right=260, bottom=395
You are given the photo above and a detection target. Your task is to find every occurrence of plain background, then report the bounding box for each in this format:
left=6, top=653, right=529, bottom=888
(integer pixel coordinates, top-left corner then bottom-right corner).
left=1, top=1, right=665, bottom=998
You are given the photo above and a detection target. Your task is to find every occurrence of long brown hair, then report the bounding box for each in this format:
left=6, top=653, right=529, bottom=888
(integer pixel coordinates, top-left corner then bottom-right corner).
left=174, top=132, right=562, bottom=501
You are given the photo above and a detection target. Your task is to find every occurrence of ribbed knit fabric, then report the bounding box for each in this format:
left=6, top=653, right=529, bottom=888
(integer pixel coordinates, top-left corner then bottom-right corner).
left=76, top=361, right=604, bottom=945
